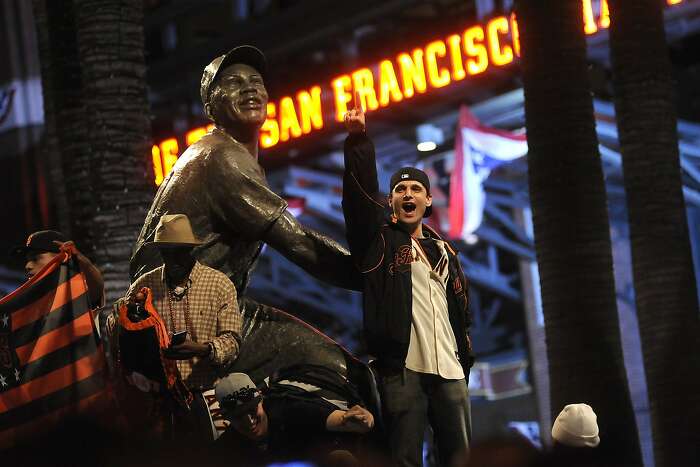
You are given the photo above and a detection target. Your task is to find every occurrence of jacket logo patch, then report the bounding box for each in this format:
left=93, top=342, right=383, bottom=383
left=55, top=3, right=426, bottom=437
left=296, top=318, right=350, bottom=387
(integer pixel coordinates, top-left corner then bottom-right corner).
left=453, top=276, right=463, bottom=294
left=389, top=245, right=413, bottom=275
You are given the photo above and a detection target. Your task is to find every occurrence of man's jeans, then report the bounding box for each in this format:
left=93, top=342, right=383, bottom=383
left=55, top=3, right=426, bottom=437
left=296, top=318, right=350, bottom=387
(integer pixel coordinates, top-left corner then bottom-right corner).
left=379, top=368, right=471, bottom=467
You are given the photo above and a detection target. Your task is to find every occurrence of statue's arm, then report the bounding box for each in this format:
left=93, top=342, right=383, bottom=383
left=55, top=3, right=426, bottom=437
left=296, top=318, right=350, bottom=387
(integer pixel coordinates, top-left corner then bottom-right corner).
left=263, top=211, right=362, bottom=291
left=206, top=145, right=360, bottom=290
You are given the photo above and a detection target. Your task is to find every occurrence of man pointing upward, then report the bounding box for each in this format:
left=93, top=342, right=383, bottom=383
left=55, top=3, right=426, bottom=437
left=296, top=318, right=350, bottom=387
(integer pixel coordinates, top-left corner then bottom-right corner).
left=342, top=93, right=475, bottom=466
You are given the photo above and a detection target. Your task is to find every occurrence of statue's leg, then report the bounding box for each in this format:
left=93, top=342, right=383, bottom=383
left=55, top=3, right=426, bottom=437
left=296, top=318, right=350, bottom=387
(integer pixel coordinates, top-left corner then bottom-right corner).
left=231, top=296, right=351, bottom=383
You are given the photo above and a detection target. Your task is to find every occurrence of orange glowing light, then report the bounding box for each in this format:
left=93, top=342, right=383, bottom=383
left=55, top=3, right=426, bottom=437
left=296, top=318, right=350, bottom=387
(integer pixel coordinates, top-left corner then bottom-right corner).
left=487, top=17, right=513, bottom=66
left=186, top=126, right=208, bottom=146
left=510, top=13, right=521, bottom=58
left=425, top=40, right=451, bottom=88
left=297, top=86, right=324, bottom=134
left=397, top=49, right=427, bottom=98
left=151, top=0, right=686, bottom=168
left=463, top=25, right=488, bottom=75
left=332, top=75, right=353, bottom=122
left=159, top=138, right=179, bottom=177
left=378, top=60, right=404, bottom=106
left=279, top=96, right=302, bottom=142
left=583, top=0, right=598, bottom=35
left=599, top=0, right=610, bottom=29
left=352, top=68, right=379, bottom=111
left=260, top=103, right=279, bottom=148
left=152, top=145, right=164, bottom=186
left=447, top=34, right=466, bottom=81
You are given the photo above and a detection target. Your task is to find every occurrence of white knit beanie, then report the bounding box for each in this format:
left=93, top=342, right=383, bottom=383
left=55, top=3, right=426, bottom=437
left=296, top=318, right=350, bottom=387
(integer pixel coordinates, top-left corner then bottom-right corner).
left=551, top=403, right=601, bottom=448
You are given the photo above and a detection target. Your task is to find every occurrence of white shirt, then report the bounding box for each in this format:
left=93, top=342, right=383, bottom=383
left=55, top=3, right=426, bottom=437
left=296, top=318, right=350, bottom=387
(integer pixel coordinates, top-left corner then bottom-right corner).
left=405, top=237, right=465, bottom=380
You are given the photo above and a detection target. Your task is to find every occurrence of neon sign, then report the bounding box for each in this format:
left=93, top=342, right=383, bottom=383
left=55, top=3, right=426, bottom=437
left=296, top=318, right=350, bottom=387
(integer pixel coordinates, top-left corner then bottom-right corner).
left=151, top=0, right=686, bottom=185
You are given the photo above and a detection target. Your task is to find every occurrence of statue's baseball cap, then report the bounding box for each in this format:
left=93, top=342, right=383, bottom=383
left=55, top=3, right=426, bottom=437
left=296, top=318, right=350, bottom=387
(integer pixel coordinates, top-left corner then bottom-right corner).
left=11, top=230, right=66, bottom=257
left=200, top=45, right=267, bottom=106
left=389, top=167, right=433, bottom=218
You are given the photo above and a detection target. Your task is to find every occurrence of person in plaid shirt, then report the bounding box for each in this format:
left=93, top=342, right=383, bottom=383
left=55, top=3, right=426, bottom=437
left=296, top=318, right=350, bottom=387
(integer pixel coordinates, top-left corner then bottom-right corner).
left=124, top=214, right=242, bottom=391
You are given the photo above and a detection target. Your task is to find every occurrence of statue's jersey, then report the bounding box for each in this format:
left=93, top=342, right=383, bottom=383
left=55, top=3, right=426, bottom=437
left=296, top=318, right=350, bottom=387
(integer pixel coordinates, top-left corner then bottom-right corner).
left=130, top=127, right=287, bottom=295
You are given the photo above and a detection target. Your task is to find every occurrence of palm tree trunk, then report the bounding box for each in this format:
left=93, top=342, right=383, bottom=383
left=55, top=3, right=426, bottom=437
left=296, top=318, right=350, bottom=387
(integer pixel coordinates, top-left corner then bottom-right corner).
left=514, top=1, right=642, bottom=463
left=32, top=0, right=81, bottom=235
left=608, top=1, right=700, bottom=464
left=33, top=0, right=154, bottom=302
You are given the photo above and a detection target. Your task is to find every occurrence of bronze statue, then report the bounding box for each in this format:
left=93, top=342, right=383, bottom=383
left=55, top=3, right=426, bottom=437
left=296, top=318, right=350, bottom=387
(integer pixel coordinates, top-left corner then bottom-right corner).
left=131, top=46, right=355, bottom=293
left=129, top=46, right=366, bottom=387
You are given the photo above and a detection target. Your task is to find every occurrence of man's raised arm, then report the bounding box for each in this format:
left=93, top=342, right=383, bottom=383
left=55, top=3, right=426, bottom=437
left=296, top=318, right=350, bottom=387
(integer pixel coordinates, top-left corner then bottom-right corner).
left=342, top=92, right=385, bottom=263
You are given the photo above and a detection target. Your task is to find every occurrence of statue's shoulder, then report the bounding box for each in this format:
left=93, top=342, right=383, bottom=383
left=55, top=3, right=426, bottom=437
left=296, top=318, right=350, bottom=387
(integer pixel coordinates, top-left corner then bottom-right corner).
left=182, top=132, right=226, bottom=158
left=179, top=130, right=262, bottom=184
left=190, top=131, right=247, bottom=163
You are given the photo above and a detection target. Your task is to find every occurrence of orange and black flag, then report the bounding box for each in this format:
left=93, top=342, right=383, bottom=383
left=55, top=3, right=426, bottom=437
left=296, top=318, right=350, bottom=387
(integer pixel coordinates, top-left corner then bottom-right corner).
left=0, top=247, right=109, bottom=447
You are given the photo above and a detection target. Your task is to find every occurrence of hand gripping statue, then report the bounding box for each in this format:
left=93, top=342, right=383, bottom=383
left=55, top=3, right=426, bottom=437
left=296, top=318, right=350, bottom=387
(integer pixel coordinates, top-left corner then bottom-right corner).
left=129, top=46, right=371, bottom=397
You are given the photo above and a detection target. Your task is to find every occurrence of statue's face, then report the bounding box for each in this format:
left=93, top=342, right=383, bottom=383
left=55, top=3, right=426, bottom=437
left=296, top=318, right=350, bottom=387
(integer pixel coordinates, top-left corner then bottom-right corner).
left=210, top=63, right=268, bottom=127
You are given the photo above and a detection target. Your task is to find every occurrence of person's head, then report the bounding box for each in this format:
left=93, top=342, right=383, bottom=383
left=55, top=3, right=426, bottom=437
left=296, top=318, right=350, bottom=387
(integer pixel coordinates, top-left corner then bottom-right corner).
left=158, top=246, right=195, bottom=280
left=12, top=230, right=66, bottom=279
left=148, top=214, right=201, bottom=280
left=201, top=45, right=268, bottom=132
left=215, top=373, right=269, bottom=441
left=551, top=403, right=600, bottom=448
left=387, top=167, right=433, bottom=230
left=229, top=400, right=269, bottom=441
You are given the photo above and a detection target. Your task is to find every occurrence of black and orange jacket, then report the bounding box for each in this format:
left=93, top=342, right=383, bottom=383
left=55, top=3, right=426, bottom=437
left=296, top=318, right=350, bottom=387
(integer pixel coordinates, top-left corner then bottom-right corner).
left=342, top=133, right=474, bottom=374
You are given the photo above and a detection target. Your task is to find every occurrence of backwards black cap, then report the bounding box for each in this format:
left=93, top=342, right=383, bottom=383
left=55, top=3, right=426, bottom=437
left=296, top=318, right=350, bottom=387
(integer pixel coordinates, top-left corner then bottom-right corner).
left=389, top=167, right=432, bottom=218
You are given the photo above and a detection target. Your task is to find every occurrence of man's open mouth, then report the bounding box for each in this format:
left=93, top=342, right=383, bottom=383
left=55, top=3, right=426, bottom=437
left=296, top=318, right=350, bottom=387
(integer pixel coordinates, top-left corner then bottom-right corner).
left=402, top=202, right=416, bottom=213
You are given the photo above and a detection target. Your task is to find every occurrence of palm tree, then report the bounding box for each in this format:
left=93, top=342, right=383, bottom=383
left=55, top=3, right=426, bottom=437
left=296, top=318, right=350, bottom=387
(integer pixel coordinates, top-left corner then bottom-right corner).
left=608, top=1, right=700, bottom=465
left=514, top=0, right=642, bottom=463
left=33, top=0, right=154, bottom=302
